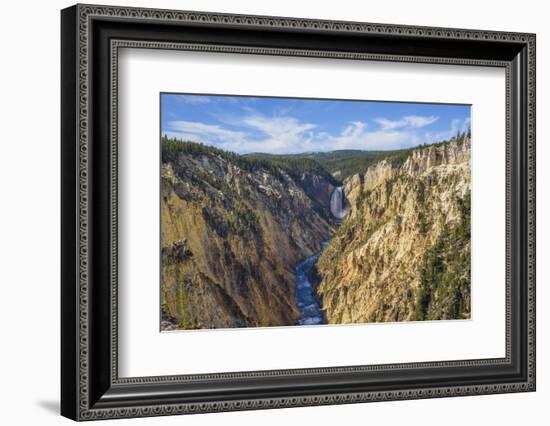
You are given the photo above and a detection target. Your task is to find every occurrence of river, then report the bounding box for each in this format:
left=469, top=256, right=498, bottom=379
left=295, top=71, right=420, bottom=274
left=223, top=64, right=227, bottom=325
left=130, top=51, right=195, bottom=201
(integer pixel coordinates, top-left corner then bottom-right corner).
left=295, top=187, right=347, bottom=326
left=294, top=248, right=325, bottom=325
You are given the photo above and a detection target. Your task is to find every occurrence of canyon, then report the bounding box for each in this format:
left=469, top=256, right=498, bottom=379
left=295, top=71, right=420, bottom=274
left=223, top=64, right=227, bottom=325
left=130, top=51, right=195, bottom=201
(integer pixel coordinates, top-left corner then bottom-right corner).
left=160, top=135, right=471, bottom=330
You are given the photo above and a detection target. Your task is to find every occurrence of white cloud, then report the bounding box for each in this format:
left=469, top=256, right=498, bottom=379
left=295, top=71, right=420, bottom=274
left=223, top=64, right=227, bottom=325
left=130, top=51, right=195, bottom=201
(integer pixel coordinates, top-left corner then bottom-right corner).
left=454, top=116, right=471, bottom=134
left=168, top=121, right=244, bottom=140
left=375, top=118, right=402, bottom=130
left=175, top=96, right=211, bottom=105
left=165, top=115, right=318, bottom=154
left=423, top=116, right=471, bottom=145
left=241, top=116, right=317, bottom=153
left=164, top=120, right=247, bottom=151
left=163, top=112, right=461, bottom=155
left=376, top=115, right=439, bottom=130
left=243, top=116, right=316, bottom=137
left=406, top=115, right=440, bottom=128
left=328, top=121, right=419, bottom=151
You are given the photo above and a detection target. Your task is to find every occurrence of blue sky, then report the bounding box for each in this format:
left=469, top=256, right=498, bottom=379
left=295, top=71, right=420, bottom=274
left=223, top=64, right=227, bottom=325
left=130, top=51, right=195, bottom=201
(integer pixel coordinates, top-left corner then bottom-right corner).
left=161, top=93, right=471, bottom=155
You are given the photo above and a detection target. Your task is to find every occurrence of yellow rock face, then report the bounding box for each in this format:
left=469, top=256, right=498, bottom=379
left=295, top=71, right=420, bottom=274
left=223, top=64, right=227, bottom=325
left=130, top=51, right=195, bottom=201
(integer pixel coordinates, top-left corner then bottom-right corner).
left=316, top=138, right=471, bottom=324
left=160, top=153, right=333, bottom=330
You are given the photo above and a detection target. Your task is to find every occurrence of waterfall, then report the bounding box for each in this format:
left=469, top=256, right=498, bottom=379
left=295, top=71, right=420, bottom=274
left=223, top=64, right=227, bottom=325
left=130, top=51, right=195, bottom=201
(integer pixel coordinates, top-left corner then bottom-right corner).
left=330, top=187, right=347, bottom=220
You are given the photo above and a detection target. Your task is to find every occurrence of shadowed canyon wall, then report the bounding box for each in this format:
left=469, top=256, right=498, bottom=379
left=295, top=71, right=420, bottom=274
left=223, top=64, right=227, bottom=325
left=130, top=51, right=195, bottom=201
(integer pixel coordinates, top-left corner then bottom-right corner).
left=160, top=145, right=334, bottom=330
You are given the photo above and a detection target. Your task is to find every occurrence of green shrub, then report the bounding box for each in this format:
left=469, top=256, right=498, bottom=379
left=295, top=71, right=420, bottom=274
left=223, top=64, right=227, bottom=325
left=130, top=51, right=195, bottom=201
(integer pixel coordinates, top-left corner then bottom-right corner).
left=413, top=190, right=471, bottom=321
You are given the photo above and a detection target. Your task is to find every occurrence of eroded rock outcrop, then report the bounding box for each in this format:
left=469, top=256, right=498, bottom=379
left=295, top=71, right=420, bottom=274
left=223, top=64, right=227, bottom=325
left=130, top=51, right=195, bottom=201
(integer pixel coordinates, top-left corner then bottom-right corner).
left=161, top=150, right=334, bottom=330
left=316, top=137, right=471, bottom=323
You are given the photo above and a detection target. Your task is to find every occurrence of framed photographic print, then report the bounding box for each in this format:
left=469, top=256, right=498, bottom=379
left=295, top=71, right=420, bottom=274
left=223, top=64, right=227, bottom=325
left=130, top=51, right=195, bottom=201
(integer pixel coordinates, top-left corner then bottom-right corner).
left=61, top=4, right=536, bottom=421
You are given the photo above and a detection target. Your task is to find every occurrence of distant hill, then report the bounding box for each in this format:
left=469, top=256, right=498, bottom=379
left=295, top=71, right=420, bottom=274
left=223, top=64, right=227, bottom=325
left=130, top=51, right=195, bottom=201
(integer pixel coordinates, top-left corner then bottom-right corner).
left=245, top=148, right=418, bottom=182
left=245, top=133, right=470, bottom=182
left=292, top=149, right=413, bottom=181
left=163, top=134, right=470, bottom=184
left=163, top=138, right=339, bottom=186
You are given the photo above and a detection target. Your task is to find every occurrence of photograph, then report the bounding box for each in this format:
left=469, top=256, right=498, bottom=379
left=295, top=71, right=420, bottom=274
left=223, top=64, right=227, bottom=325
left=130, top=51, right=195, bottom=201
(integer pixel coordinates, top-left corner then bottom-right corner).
left=56, top=3, right=536, bottom=421
left=159, top=94, right=472, bottom=331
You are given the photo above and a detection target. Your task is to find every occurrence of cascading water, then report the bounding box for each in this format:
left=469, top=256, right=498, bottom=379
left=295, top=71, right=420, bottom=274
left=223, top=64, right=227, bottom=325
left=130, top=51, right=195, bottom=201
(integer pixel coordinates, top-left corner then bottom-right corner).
left=329, top=186, right=348, bottom=220
left=294, top=250, right=325, bottom=325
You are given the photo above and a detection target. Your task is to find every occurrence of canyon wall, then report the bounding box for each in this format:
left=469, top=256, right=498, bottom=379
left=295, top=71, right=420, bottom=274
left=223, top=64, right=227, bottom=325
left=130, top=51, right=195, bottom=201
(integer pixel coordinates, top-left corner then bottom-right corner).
left=160, top=148, right=334, bottom=330
left=316, top=137, right=472, bottom=323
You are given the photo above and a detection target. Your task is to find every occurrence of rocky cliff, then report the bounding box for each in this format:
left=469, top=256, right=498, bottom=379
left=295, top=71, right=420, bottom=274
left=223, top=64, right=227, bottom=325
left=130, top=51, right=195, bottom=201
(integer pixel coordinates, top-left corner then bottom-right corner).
left=298, top=171, right=336, bottom=213
left=160, top=143, right=334, bottom=330
left=316, top=137, right=471, bottom=323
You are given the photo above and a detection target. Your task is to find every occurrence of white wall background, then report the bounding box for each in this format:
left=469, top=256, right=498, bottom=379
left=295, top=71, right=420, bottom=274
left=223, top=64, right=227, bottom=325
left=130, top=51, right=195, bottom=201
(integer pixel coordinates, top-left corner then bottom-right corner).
left=0, top=0, right=546, bottom=424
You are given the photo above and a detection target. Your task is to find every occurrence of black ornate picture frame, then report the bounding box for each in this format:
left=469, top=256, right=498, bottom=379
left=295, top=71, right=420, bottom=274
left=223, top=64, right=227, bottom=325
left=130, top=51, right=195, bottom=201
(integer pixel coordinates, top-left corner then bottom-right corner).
left=61, top=4, right=536, bottom=421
